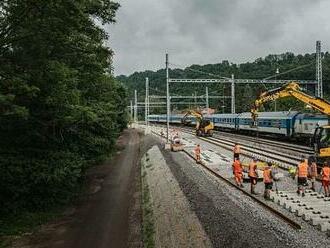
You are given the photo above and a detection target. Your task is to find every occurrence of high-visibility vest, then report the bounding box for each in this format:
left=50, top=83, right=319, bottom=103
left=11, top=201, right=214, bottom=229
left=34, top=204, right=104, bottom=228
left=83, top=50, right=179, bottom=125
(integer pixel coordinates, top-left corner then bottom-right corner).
left=233, top=160, right=242, bottom=174
left=263, top=168, right=272, bottom=183
left=234, top=145, right=241, bottom=154
left=322, top=167, right=330, bottom=181
left=248, top=161, right=257, bottom=178
left=298, top=162, right=308, bottom=177
left=194, top=146, right=201, bottom=155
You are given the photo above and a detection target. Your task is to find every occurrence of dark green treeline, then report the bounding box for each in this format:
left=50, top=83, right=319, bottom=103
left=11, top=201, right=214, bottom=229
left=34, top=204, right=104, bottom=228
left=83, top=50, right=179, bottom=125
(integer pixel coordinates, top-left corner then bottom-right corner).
left=119, top=52, right=330, bottom=114
left=0, top=1, right=127, bottom=214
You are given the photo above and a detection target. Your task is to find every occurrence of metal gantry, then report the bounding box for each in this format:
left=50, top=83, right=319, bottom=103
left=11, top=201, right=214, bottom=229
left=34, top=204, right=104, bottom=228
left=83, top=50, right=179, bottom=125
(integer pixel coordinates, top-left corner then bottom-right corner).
left=149, top=95, right=230, bottom=99
left=132, top=41, right=323, bottom=139
left=168, top=78, right=317, bottom=114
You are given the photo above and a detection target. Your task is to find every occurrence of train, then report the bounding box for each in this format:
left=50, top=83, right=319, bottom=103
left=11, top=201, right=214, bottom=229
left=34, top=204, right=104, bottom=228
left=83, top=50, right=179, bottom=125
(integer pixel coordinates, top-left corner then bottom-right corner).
left=148, top=111, right=329, bottom=141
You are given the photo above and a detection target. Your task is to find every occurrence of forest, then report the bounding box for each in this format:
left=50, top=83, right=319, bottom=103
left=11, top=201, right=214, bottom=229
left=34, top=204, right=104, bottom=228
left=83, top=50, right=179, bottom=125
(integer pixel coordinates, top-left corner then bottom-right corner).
left=0, top=0, right=127, bottom=221
left=118, top=52, right=330, bottom=114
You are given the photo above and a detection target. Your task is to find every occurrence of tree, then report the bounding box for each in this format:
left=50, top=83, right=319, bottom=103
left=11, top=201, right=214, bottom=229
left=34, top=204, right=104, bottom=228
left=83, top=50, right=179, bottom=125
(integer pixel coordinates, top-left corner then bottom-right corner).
left=0, top=0, right=127, bottom=213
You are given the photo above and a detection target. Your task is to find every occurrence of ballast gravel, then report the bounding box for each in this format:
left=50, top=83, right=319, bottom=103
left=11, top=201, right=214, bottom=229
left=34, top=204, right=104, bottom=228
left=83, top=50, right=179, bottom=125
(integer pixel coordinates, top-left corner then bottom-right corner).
left=160, top=149, right=330, bottom=248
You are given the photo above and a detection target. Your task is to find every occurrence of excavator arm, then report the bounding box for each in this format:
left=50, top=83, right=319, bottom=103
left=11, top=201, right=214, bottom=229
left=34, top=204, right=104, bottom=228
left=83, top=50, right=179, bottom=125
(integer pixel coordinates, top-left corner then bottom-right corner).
left=182, top=110, right=203, bottom=128
left=251, top=82, right=330, bottom=123
left=251, top=82, right=330, bottom=163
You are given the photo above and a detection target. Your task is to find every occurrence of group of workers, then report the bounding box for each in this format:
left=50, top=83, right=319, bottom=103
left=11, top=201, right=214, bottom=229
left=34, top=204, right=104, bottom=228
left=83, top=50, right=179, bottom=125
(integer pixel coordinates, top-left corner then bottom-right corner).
left=232, top=143, right=275, bottom=199
left=194, top=142, right=330, bottom=199
left=295, top=156, right=330, bottom=197
left=233, top=143, right=330, bottom=198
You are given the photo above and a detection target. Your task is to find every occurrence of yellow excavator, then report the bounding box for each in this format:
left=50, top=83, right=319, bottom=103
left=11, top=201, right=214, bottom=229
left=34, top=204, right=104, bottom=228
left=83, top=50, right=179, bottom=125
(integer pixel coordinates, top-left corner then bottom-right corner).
left=182, top=110, right=214, bottom=137
left=251, top=82, right=330, bottom=164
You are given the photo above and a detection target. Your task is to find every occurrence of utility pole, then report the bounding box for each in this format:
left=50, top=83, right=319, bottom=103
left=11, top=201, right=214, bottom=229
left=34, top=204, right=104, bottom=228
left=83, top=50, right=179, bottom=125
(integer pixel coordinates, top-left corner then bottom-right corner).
left=231, top=74, right=235, bottom=113
left=166, top=53, right=170, bottom=143
left=206, top=87, right=209, bottom=109
left=275, top=68, right=279, bottom=111
left=194, top=91, right=197, bottom=108
left=145, top=77, right=149, bottom=125
left=316, top=41, right=323, bottom=98
left=134, top=90, right=137, bottom=122
left=130, top=100, right=133, bottom=120
left=222, top=84, right=225, bottom=113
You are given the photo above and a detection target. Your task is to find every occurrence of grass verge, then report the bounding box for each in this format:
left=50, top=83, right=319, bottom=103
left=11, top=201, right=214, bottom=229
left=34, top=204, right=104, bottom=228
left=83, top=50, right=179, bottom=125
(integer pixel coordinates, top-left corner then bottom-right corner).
left=0, top=208, right=64, bottom=248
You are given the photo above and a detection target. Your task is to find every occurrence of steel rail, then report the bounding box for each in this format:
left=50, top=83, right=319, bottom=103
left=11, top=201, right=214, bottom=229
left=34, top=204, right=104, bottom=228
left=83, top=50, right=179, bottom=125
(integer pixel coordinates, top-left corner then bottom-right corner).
left=149, top=127, right=302, bottom=230
left=183, top=149, right=302, bottom=230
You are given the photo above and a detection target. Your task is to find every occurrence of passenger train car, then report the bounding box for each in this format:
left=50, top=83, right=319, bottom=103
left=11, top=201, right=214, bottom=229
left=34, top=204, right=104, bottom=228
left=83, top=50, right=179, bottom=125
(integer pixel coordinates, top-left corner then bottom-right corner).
left=148, top=112, right=329, bottom=140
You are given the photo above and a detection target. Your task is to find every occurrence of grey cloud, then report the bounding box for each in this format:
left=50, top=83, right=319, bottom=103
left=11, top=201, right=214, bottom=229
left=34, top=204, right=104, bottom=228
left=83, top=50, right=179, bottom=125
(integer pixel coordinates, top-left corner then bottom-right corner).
left=106, top=0, right=330, bottom=75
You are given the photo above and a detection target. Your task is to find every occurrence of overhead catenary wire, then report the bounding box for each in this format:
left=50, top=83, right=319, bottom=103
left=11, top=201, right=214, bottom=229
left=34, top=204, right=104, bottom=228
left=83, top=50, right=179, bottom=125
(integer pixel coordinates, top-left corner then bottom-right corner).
left=262, top=62, right=315, bottom=80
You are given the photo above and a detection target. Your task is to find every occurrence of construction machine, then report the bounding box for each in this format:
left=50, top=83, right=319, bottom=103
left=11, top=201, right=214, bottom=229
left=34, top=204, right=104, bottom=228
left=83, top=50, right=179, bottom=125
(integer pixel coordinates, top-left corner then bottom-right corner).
left=182, top=110, right=214, bottom=137
left=251, top=82, right=330, bottom=164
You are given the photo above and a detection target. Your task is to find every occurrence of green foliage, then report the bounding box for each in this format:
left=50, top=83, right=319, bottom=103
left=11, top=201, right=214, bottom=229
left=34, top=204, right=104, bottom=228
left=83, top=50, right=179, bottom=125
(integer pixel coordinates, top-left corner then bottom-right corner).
left=0, top=0, right=127, bottom=218
left=119, top=52, right=330, bottom=114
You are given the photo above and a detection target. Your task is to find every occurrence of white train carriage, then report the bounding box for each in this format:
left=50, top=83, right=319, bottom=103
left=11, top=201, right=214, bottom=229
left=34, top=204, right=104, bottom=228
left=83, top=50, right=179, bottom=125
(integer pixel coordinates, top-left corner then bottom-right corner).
left=293, top=113, right=328, bottom=138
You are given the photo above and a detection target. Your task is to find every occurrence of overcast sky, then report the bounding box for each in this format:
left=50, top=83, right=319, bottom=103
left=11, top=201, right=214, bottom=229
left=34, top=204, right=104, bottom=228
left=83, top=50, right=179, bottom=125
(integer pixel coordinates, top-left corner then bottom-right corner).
left=106, top=0, right=330, bottom=76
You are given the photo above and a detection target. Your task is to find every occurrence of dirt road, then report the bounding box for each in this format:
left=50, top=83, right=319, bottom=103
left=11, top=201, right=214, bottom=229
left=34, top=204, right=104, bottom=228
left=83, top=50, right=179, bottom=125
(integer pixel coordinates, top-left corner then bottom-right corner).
left=15, top=129, right=143, bottom=248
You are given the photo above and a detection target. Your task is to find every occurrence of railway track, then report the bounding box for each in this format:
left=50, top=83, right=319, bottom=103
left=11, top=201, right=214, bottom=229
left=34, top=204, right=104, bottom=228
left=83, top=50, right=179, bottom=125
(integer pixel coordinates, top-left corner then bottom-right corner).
left=157, top=122, right=314, bottom=166
left=185, top=150, right=302, bottom=230
left=178, top=127, right=305, bottom=168
left=211, top=129, right=314, bottom=155
left=148, top=125, right=302, bottom=230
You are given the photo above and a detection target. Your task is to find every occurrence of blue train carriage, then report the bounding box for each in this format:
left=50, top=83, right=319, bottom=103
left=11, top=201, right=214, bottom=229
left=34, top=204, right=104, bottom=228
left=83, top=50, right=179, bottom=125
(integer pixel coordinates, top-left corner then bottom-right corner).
left=148, top=114, right=160, bottom=122
left=170, top=114, right=184, bottom=124
left=208, top=114, right=239, bottom=131
left=237, top=111, right=299, bottom=137
left=157, top=114, right=167, bottom=123
left=293, top=113, right=329, bottom=139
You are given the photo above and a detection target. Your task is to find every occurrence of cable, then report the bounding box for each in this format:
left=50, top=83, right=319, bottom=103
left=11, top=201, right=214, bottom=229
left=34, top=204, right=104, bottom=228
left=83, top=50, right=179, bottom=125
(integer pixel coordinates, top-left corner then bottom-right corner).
left=262, top=62, right=314, bottom=80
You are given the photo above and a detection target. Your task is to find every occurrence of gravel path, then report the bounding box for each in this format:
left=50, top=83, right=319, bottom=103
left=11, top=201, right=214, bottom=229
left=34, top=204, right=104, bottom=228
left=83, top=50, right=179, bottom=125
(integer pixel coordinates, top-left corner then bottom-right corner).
left=142, top=146, right=212, bottom=248
left=161, top=149, right=330, bottom=248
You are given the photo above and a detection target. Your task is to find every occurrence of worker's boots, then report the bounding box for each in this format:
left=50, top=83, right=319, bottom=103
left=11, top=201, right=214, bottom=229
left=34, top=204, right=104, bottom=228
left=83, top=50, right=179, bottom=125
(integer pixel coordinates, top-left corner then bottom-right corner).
left=310, top=183, right=315, bottom=192
left=251, top=185, right=258, bottom=195
left=264, top=190, right=270, bottom=200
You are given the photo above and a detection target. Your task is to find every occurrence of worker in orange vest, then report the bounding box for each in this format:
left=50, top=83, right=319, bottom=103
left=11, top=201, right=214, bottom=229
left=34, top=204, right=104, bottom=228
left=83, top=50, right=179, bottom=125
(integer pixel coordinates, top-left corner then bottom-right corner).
left=232, top=157, right=244, bottom=188
left=233, top=143, right=241, bottom=160
left=263, top=162, right=273, bottom=200
left=321, top=161, right=330, bottom=197
left=296, top=157, right=308, bottom=197
left=194, top=144, right=201, bottom=163
left=308, top=156, right=318, bottom=192
left=248, top=157, right=258, bottom=194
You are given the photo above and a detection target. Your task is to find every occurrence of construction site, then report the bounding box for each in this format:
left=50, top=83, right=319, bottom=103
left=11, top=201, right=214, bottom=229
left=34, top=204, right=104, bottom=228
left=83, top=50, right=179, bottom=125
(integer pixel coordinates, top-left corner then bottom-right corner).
left=124, top=41, right=330, bottom=247
left=2, top=2, right=330, bottom=248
